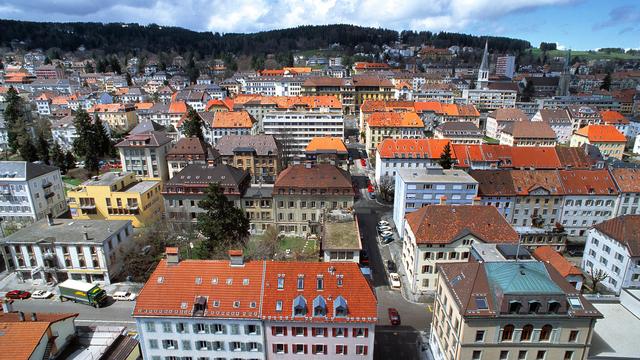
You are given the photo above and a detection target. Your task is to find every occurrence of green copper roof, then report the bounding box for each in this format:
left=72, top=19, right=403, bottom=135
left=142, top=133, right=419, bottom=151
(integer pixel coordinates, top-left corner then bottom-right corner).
left=485, top=262, right=564, bottom=295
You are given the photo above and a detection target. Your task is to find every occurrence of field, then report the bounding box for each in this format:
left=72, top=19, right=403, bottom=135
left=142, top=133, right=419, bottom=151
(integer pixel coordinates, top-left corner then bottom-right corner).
left=529, top=48, right=640, bottom=61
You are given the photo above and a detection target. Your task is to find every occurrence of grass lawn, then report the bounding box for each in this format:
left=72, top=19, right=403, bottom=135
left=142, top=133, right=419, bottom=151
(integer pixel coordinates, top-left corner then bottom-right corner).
left=62, top=176, right=83, bottom=187
left=247, top=234, right=318, bottom=261
left=529, top=48, right=640, bottom=61
left=483, top=136, right=500, bottom=145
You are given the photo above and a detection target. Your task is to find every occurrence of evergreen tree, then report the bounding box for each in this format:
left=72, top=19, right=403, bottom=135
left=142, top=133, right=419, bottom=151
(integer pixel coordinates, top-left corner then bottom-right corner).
left=109, top=56, right=122, bottom=74
left=93, top=116, right=113, bottom=156
left=96, top=59, right=107, bottom=73
left=35, top=132, right=50, bottom=164
left=600, top=73, right=612, bottom=91
left=438, top=143, right=453, bottom=169
left=194, top=183, right=250, bottom=258
left=64, top=151, right=76, bottom=171
left=182, top=109, right=204, bottom=141
left=18, top=135, right=38, bottom=162
left=84, top=62, right=94, bottom=73
left=522, top=80, right=536, bottom=102
left=73, top=109, right=101, bottom=174
left=4, top=87, right=28, bottom=152
left=125, top=72, right=133, bottom=86
left=50, top=141, right=66, bottom=172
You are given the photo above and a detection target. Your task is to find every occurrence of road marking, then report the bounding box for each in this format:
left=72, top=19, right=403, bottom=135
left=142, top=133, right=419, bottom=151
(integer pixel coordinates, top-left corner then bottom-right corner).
left=427, top=305, right=433, bottom=313
left=76, top=319, right=136, bottom=324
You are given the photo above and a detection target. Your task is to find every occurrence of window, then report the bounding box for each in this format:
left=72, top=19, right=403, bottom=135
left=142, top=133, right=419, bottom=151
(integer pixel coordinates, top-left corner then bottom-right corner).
left=293, top=327, right=306, bottom=336
left=182, top=340, right=191, bottom=351
left=501, top=324, right=514, bottom=341
left=475, top=330, right=485, bottom=342
left=521, top=324, right=533, bottom=341
left=335, top=345, right=348, bottom=355
left=509, top=301, right=521, bottom=314
left=273, top=326, right=286, bottom=336
left=294, top=344, right=306, bottom=354
left=297, top=276, right=304, bottom=290
left=145, top=322, right=156, bottom=332
left=231, top=342, right=241, bottom=351
left=334, top=327, right=346, bottom=337
left=176, top=322, right=188, bottom=333
left=277, top=276, right=284, bottom=289
left=537, top=350, right=546, bottom=360
left=212, top=324, right=225, bottom=334
left=540, top=325, right=552, bottom=341
left=149, top=339, right=158, bottom=349
left=518, top=351, right=527, bottom=360
left=500, top=351, right=509, bottom=360
left=273, top=344, right=286, bottom=354
left=564, top=351, right=574, bottom=360
left=248, top=342, right=259, bottom=352
left=162, top=339, right=177, bottom=350
left=528, top=301, right=541, bottom=314
left=472, top=350, right=482, bottom=360
left=313, top=344, right=326, bottom=355
left=162, top=322, right=172, bottom=333
left=246, top=324, right=258, bottom=335
left=196, top=340, right=211, bottom=351
left=313, top=327, right=326, bottom=337
left=355, top=345, right=367, bottom=355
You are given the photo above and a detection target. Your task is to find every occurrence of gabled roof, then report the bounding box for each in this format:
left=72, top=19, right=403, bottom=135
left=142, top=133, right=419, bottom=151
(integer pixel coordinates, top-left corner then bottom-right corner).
left=600, top=110, right=629, bottom=125
left=532, top=246, right=583, bottom=278
left=405, top=205, right=518, bottom=245
left=0, top=161, right=59, bottom=180
left=574, top=125, right=626, bottom=143
left=558, top=169, right=617, bottom=195
left=502, top=121, right=556, bottom=139
left=469, top=170, right=517, bottom=197
left=274, top=164, right=352, bottom=191
left=366, top=112, right=424, bottom=128
left=115, top=131, right=172, bottom=148
left=488, top=108, right=528, bottom=122
left=555, top=147, right=593, bottom=169
left=166, top=136, right=218, bottom=159
left=166, top=164, right=249, bottom=187
left=168, top=101, right=188, bottom=114
left=0, top=312, right=78, bottom=359
left=215, top=135, right=279, bottom=156
left=305, top=137, right=348, bottom=154
left=211, top=111, right=254, bottom=129
left=593, top=215, right=640, bottom=257
left=130, top=120, right=165, bottom=135
left=510, top=169, right=563, bottom=195
left=610, top=168, right=640, bottom=193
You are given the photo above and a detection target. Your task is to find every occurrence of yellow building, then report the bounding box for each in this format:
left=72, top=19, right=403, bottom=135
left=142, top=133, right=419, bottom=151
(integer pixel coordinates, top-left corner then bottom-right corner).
left=67, top=172, right=164, bottom=227
left=570, top=124, right=626, bottom=160
left=88, top=103, right=138, bottom=129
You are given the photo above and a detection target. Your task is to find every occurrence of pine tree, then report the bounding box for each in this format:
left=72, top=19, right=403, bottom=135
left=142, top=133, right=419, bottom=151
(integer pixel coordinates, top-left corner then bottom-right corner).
left=438, top=143, right=453, bottom=169
left=35, top=132, right=50, bottom=164
left=64, top=151, right=76, bottom=171
left=50, top=142, right=66, bottom=172
left=84, top=62, right=94, bottom=73
left=93, top=116, right=113, bottom=156
left=125, top=72, right=133, bottom=86
left=182, top=109, right=204, bottom=141
left=600, top=73, right=612, bottom=91
left=18, top=135, right=38, bottom=162
left=4, top=87, right=27, bottom=152
left=522, top=80, right=536, bottom=102
left=73, top=109, right=101, bottom=174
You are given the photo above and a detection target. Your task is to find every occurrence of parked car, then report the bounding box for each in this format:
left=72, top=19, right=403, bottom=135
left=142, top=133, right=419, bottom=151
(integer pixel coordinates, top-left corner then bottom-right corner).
left=5, top=290, right=30, bottom=300
left=387, top=260, right=396, bottom=272
left=389, top=273, right=401, bottom=288
left=112, top=291, right=137, bottom=301
left=31, top=290, right=53, bottom=299
left=360, top=158, right=366, bottom=167
left=377, top=226, right=392, bottom=233
left=388, top=308, right=401, bottom=326
left=360, top=250, right=369, bottom=266
left=378, top=220, right=389, bottom=227
left=380, top=231, right=394, bottom=239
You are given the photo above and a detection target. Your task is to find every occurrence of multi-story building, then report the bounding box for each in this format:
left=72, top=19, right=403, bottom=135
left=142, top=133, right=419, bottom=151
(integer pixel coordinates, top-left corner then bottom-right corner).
left=116, top=130, right=173, bottom=180
left=50, top=114, right=79, bottom=150
left=461, top=88, right=517, bottom=112
left=35, top=93, right=52, bottom=115
left=198, top=111, right=255, bottom=146
left=216, top=135, right=281, bottom=184
left=374, top=138, right=450, bottom=185
left=88, top=103, right=137, bottom=129
left=242, top=184, right=275, bottom=235
left=365, top=112, right=424, bottom=154
left=485, top=108, right=528, bottom=140
left=499, top=121, right=557, bottom=147
left=35, top=64, right=65, bottom=79
left=0, top=218, right=133, bottom=284
left=393, top=168, right=478, bottom=230
left=600, top=110, right=630, bottom=136
left=610, top=168, right=640, bottom=216
left=166, top=136, right=220, bottom=179
left=532, top=246, right=584, bottom=291
left=566, top=105, right=602, bottom=132
left=430, top=261, right=601, bottom=360
left=67, top=172, right=164, bottom=228
left=140, top=101, right=188, bottom=129
left=509, top=170, right=565, bottom=228
left=273, top=164, right=354, bottom=236
left=134, top=252, right=377, bottom=360
left=302, top=76, right=394, bottom=115
left=531, top=109, right=573, bottom=144
left=321, top=216, right=362, bottom=263
left=433, top=122, right=482, bottom=144
left=582, top=215, right=640, bottom=294
left=0, top=161, right=67, bottom=225
left=401, top=205, right=519, bottom=293
left=495, top=55, right=516, bottom=79
left=304, top=137, right=350, bottom=169
left=570, top=124, right=626, bottom=160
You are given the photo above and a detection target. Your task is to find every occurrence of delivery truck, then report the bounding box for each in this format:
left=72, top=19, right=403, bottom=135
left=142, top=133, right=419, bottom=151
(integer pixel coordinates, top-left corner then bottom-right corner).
left=58, top=279, right=107, bottom=308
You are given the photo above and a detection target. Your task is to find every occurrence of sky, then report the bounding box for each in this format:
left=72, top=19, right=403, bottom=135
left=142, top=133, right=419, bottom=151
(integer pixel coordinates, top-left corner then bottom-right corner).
left=0, top=0, right=638, bottom=50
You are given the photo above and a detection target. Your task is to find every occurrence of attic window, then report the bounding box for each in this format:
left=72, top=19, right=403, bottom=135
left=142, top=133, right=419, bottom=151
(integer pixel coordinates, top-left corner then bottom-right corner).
left=226, top=278, right=233, bottom=285
left=243, top=278, right=250, bottom=286
left=195, top=277, right=202, bottom=285
left=157, top=276, right=164, bottom=284
left=180, top=302, right=188, bottom=309
left=568, top=297, right=583, bottom=310
left=297, top=275, right=304, bottom=290
left=213, top=300, right=220, bottom=307
left=250, top=301, right=257, bottom=308
left=233, top=301, right=240, bottom=308
left=277, top=276, right=285, bottom=289
left=276, top=300, right=283, bottom=312
left=475, top=296, right=488, bottom=310
left=336, top=275, right=343, bottom=287
left=211, top=277, right=218, bottom=285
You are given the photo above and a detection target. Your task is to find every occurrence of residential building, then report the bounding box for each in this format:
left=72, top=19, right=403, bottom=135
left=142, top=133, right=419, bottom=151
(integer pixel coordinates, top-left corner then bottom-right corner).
left=499, top=121, right=557, bottom=147
left=582, top=215, right=640, bottom=294
left=0, top=310, right=78, bottom=360
left=242, top=184, right=275, bottom=235
left=610, top=168, right=640, bottom=216
left=163, top=164, right=251, bottom=231
left=600, top=110, right=630, bottom=136
left=520, top=76, right=560, bottom=98
left=273, top=164, right=354, bottom=236
left=0, top=161, right=67, bottom=225
left=508, top=170, right=564, bottom=228
left=88, top=103, right=138, bottom=129
left=50, top=114, right=77, bottom=150
left=393, top=168, right=478, bottom=231
left=35, top=93, right=52, bottom=115
left=374, top=138, right=450, bottom=185
left=515, top=226, right=569, bottom=253
left=166, top=136, right=220, bottom=179
left=198, top=111, right=256, bottom=146
left=485, top=108, right=528, bottom=140
left=531, top=109, right=573, bottom=144
left=570, top=124, right=626, bottom=160
left=67, top=172, right=164, bottom=228
left=35, top=64, right=65, bottom=79
left=0, top=218, right=133, bottom=284
left=566, top=105, right=602, bottom=132
left=304, top=136, right=349, bottom=169
left=532, top=246, right=584, bottom=291
left=302, top=76, right=394, bottom=115
left=495, top=55, right=516, bottom=79
left=433, top=122, right=483, bottom=144
left=461, top=88, right=517, bottom=112
left=134, top=253, right=377, bottom=360
left=401, top=205, right=519, bottom=293
left=430, top=261, right=601, bottom=360
left=365, top=112, right=424, bottom=154
left=116, top=130, right=173, bottom=180
left=216, top=135, right=281, bottom=184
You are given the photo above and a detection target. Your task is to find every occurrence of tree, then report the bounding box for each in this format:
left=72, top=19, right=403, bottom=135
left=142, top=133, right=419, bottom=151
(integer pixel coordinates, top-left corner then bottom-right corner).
left=93, top=116, right=113, bottom=156
left=125, top=72, right=133, bottom=86
left=521, top=79, right=536, bottom=102
left=17, top=135, right=38, bottom=162
left=600, top=73, right=612, bottom=91
left=64, top=151, right=76, bottom=171
left=378, top=175, right=395, bottom=202
left=50, top=141, right=66, bottom=172
left=4, top=87, right=28, bottom=152
left=438, top=143, right=454, bottom=169
left=586, top=264, right=609, bottom=294
left=72, top=109, right=108, bottom=175
left=247, top=225, right=280, bottom=260
left=539, top=42, right=557, bottom=51
left=109, top=56, right=121, bottom=74
left=182, top=109, right=204, bottom=140
left=194, top=183, right=250, bottom=259
left=84, top=62, right=94, bottom=73
left=35, top=132, right=50, bottom=164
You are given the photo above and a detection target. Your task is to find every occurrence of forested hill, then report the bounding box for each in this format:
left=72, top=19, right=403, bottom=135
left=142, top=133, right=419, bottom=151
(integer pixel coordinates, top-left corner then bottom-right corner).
left=0, top=19, right=531, bottom=55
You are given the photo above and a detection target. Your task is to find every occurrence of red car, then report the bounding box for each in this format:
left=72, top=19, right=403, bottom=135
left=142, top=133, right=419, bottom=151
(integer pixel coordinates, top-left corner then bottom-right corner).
left=388, top=308, right=401, bottom=326
left=360, top=158, right=366, bottom=167
left=5, top=290, right=31, bottom=300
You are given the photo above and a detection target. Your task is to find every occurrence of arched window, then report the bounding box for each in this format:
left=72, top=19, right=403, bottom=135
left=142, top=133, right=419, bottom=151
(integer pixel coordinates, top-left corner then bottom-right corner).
left=548, top=300, right=561, bottom=314
left=528, top=301, right=541, bottom=314
left=540, top=324, right=553, bottom=341
left=521, top=324, right=533, bottom=341
left=501, top=324, right=515, bottom=341
left=509, top=301, right=522, bottom=314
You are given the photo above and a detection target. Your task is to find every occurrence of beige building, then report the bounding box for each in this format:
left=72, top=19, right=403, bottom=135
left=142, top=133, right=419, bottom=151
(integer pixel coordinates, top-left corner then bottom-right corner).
left=365, top=112, right=424, bottom=154
left=430, top=261, right=602, bottom=360
left=241, top=184, right=275, bottom=235
left=499, top=121, right=557, bottom=147
left=570, top=124, right=626, bottom=160
left=88, top=103, right=137, bottom=129
left=273, top=164, right=354, bottom=236
left=216, top=135, right=281, bottom=184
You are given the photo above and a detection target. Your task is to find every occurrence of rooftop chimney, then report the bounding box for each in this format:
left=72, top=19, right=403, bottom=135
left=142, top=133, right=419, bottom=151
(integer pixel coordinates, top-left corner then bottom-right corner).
left=439, top=195, right=447, bottom=205
left=1, top=298, right=13, bottom=313
left=229, top=249, right=244, bottom=266
left=83, top=232, right=90, bottom=241
left=18, top=311, right=24, bottom=322
left=46, top=213, right=54, bottom=227
left=30, top=313, right=37, bottom=321
left=473, top=196, right=482, bottom=206
left=166, top=247, right=179, bottom=265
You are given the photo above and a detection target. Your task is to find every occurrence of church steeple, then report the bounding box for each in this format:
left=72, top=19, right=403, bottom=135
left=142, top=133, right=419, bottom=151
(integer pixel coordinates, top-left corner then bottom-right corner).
left=477, top=40, right=489, bottom=89
left=557, top=48, right=572, bottom=96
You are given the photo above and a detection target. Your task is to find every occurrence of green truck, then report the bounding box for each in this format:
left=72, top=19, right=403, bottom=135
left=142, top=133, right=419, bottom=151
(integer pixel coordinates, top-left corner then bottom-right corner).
left=58, top=279, right=107, bottom=308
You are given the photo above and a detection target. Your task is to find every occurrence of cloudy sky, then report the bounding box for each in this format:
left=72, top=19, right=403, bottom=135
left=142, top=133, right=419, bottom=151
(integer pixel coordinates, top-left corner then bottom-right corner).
left=1, top=0, right=638, bottom=50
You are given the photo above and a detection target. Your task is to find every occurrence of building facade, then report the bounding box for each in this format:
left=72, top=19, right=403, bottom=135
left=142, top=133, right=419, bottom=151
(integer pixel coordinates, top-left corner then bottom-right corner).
left=116, top=130, right=173, bottom=180
left=216, top=135, right=282, bottom=184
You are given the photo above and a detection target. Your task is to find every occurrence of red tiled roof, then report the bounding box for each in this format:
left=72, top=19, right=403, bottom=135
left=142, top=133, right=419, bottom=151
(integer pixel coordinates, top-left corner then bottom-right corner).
left=558, top=169, right=617, bottom=195
left=367, top=112, right=423, bottom=128
left=377, top=138, right=455, bottom=159
left=0, top=312, right=78, bottom=359
left=274, top=164, right=353, bottom=191
left=610, top=168, right=640, bottom=193
left=599, top=110, right=629, bottom=125
left=532, top=246, right=583, bottom=277
left=305, top=137, right=348, bottom=153
left=593, top=215, right=640, bottom=257
left=168, top=101, right=188, bottom=114
left=405, top=205, right=518, bottom=245
left=574, top=125, right=626, bottom=142
left=212, top=111, right=254, bottom=129
left=511, top=170, right=563, bottom=195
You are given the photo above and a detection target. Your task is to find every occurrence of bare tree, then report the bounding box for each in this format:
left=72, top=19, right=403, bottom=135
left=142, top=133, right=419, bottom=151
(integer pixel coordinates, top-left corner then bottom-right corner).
left=586, top=264, right=609, bottom=294
left=378, top=175, right=395, bottom=202
left=246, top=225, right=280, bottom=260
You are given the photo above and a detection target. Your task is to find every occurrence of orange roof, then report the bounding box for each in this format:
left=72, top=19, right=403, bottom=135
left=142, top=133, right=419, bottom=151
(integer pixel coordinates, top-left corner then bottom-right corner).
left=354, top=62, right=390, bottom=70
left=89, top=103, right=126, bottom=113
left=377, top=138, right=455, bottom=159
left=558, top=169, right=617, bottom=195
left=600, top=110, right=629, bottom=125
left=205, top=98, right=234, bottom=111
left=367, top=112, right=424, bottom=128
left=574, top=124, right=626, bottom=142
left=135, top=102, right=154, bottom=110
left=0, top=312, right=78, bottom=359
left=283, top=67, right=312, bottom=74
left=259, top=69, right=285, bottom=76
left=413, top=101, right=442, bottom=113
left=360, top=100, right=415, bottom=113
left=234, top=95, right=341, bottom=109
left=305, top=137, right=348, bottom=153
left=212, top=111, right=254, bottom=128
left=168, top=101, right=188, bottom=114
left=51, top=96, right=69, bottom=106
left=532, top=246, right=583, bottom=277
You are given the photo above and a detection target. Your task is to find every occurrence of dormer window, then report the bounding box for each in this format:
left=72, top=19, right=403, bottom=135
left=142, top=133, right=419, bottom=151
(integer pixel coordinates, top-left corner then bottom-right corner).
left=293, top=295, right=307, bottom=317
left=297, top=275, right=304, bottom=290
left=336, top=275, right=343, bottom=287
left=333, top=296, right=348, bottom=317
left=528, top=301, right=541, bottom=314
left=313, top=296, right=327, bottom=317
left=508, top=301, right=521, bottom=314
left=316, top=275, right=324, bottom=290
left=548, top=300, right=561, bottom=314
left=276, top=300, right=283, bottom=312
left=277, top=276, right=284, bottom=289
left=193, top=296, right=207, bottom=316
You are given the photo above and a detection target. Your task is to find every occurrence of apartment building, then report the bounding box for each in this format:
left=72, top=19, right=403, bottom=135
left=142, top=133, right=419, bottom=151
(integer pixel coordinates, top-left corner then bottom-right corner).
left=499, top=121, right=557, bottom=147
left=401, top=205, right=519, bottom=294
left=365, top=112, right=424, bottom=154
left=0, top=161, right=67, bottom=225
left=531, top=109, right=573, bottom=144
left=610, top=168, right=640, bottom=216
left=67, top=172, right=164, bottom=228
left=302, top=76, right=393, bottom=115
left=0, top=218, right=133, bottom=285
left=570, top=124, right=626, bottom=160
left=582, top=215, right=640, bottom=294
left=139, top=101, right=189, bottom=129
left=88, top=103, right=137, bottom=129
left=273, top=164, right=354, bottom=236
left=134, top=252, right=377, bottom=360
left=116, top=130, right=173, bottom=180
left=242, top=184, right=275, bottom=235
left=566, top=105, right=602, bottom=132
left=163, top=164, right=251, bottom=231
left=600, top=110, right=630, bottom=136
left=433, top=122, right=483, bottom=145
left=495, top=55, right=516, bottom=78
left=485, top=108, right=528, bottom=140
left=393, top=168, right=478, bottom=230
left=216, top=135, right=281, bottom=184
left=430, top=261, right=601, bottom=360
left=199, top=111, right=255, bottom=146
left=461, top=88, right=517, bottom=112
left=374, top=138, right=450, bottom=185
left=166, top=136, right=220, bottom=179
left=304, top=136, right=349, bottom=169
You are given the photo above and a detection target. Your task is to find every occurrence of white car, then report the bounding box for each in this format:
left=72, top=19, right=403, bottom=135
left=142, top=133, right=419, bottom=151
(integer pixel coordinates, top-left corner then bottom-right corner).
left=112, top=291, right=137, bottom=301
left=389, top=273, right=401, bottom=289
left=377, top=226, right=392, bottom=233
left=377, top=220, right=389, bottom=227
left=31, top=290, right=52, bottom=299
left=380, top=231, right=394, bottom=238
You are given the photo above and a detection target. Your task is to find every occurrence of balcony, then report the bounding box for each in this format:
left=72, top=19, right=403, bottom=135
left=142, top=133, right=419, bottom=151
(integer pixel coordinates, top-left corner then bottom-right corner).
left=42, top=182, right=53, bottom=189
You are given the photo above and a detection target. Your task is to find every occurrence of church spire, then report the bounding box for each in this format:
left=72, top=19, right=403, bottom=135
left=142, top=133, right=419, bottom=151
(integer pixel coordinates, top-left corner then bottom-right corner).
left=477, top=40, right=490, bottom=89
left=480, top=40, right=489, bottom=72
